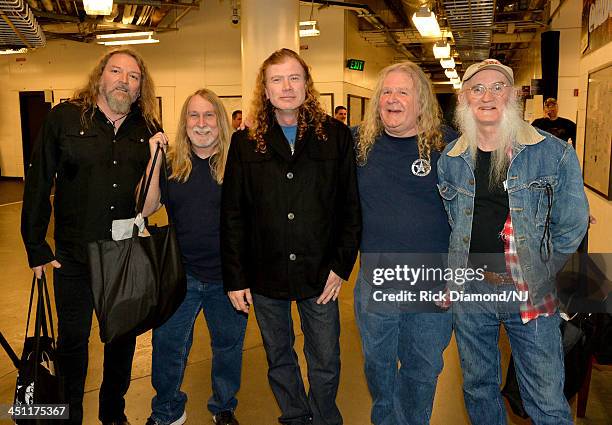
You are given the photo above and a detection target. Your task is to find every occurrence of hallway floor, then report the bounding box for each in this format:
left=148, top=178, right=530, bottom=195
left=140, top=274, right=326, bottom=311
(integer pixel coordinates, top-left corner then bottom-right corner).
left=0, top=181, right=609, bottom=424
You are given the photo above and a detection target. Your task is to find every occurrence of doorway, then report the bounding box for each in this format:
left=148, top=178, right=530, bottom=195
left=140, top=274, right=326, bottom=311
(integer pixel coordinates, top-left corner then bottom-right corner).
left=19, top=91, right=51, bottom=176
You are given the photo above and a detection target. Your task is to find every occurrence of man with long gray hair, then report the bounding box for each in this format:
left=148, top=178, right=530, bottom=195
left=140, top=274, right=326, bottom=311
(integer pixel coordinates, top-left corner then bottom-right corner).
left=437, top=59, right=588, bottom=424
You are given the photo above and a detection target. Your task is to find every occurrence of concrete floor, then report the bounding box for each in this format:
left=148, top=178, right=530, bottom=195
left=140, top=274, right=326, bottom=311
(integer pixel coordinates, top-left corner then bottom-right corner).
left=0, top=181, right=610, bottom=424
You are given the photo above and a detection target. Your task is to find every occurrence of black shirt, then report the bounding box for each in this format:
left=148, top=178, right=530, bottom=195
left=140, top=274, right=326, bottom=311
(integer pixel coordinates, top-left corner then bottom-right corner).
left=21, top=101, right=156, bottom=266
left=161, top=155, right=222, bottom=284
left=470, top=150, right=509, bottom=272
left=531, top=117, right=576, bottom=147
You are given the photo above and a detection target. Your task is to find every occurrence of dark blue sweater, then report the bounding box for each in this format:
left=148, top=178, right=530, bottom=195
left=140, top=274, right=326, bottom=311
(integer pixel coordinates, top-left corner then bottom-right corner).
left=356, top=129, right=456, bottom=254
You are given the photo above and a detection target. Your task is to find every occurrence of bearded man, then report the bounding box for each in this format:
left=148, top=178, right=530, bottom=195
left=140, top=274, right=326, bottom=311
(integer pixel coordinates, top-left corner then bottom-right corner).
left=437, top=59, right=588, bottom=425
left=21, top=49, right=159, bottom=425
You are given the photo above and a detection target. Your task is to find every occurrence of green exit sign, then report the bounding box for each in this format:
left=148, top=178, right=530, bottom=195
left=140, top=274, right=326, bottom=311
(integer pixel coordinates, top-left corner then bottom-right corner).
left=347, top=59, right=365, bottom=71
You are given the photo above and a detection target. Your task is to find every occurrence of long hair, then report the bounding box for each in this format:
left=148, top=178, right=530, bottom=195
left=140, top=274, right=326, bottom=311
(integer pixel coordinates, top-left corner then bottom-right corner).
left=168, top=89, right=231, bottom=184
left=455, top=88, right=524, bottom=189
left=71, top=48, right=158, bottom=131
left=356, top=61, right=445, bottom=165
left=248, top=48, right=328, bottom=152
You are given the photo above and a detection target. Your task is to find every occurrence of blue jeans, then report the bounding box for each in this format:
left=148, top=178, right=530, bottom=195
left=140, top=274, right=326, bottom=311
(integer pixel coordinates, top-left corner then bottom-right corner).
left=453, top=279, right=572, bottom=425
left=251, top=293, right=342, bottom=425
left=354, top=276, right=452, bottom=425
left=150, top=274, right=248, bottom=424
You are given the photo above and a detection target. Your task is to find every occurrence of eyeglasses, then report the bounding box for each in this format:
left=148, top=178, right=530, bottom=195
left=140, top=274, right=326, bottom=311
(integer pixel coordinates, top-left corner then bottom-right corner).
left=467, top=82, right=509, bottom=98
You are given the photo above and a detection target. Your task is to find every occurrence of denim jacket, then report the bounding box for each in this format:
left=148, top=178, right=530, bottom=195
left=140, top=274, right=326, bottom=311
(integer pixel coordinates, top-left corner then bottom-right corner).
left=437, top=124, right=589, bottom=304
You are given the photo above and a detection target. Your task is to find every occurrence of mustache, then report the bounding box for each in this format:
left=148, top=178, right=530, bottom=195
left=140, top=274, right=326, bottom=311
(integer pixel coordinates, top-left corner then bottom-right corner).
left=192, top=126, right=213, bottom=134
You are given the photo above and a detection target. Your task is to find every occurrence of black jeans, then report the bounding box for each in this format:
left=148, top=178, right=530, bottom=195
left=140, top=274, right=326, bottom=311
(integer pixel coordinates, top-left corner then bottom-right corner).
left=252, top=293, right=342, bottom=425
left=53, top=246, right=136, bottom=424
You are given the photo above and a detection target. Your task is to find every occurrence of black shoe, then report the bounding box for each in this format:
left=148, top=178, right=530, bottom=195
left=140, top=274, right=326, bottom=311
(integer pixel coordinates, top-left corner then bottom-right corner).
left=213, top=411, right=239, bottom=425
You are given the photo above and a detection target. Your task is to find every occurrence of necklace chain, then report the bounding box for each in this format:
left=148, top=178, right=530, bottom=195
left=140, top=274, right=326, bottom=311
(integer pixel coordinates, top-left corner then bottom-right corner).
left=100, top=108, right=129, bottom=129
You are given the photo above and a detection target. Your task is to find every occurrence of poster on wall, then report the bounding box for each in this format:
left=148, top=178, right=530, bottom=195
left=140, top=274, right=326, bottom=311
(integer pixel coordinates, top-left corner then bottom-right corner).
left=581, top=0, right=612, bottom=55
left=583, top=63, right=612, bottom=199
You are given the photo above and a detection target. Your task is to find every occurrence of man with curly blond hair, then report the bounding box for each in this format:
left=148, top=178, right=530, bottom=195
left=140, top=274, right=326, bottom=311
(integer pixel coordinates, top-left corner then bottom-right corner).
left=221, top=48, right=361, bottom=425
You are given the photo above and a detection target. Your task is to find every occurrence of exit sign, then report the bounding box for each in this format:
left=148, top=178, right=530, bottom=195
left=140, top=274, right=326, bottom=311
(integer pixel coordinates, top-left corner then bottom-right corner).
left=347, top=59, right=365, bottom=71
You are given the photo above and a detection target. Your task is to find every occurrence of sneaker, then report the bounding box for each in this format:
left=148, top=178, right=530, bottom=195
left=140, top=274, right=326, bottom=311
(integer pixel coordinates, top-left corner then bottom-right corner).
left=212, top=411, right=239, bottom=425
left=145, top=411, right=187, bottom=425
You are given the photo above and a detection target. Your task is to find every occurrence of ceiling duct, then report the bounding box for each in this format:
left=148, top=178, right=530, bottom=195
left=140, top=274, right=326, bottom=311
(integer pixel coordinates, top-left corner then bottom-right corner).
left=442, top=0, right=494, bottom=65
left=0, top=0, right=46, bottom=48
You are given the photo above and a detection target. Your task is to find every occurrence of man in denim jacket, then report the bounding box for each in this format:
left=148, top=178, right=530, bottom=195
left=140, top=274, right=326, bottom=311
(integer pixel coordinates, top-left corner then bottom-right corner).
left=437, top=59, right=588, bottom=425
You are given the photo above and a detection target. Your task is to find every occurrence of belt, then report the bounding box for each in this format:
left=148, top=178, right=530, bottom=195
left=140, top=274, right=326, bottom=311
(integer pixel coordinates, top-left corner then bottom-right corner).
left=482, top=271, right=514, bottom=285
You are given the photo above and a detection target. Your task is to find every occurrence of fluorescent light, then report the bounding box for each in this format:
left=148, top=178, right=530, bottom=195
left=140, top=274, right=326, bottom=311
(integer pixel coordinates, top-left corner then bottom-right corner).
left=411, top=7, right=442, bottom=37
left=97, top=38, right=160, bottom=46
left=96, top=31, right=153, bottom=39
left=445, top=69, right=458, bottom=79
left=0, top=48, right=28, bottom=54
left=433, top=41, right=450, bottom=59
left=440, top=57, right=455, bottom=68
left=299, top=21, right=320, bottom=37
left=83, top=0, right=113, bottom=16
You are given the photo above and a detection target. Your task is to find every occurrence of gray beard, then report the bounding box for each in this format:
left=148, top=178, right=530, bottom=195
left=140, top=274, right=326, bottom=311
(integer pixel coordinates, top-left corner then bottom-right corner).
left=454, top=99, right=525, bottom=189
left=104, top=90, right=133, bottom=115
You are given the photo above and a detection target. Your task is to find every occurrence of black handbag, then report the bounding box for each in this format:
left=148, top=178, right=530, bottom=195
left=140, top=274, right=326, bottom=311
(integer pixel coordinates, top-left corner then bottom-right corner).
left=87, top=145, right=186, bottom=343
left=13, top=273, right=66, bottom=424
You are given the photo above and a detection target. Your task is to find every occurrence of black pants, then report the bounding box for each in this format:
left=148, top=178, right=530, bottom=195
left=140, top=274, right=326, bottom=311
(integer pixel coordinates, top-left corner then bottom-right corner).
left=53, top=246, right=136, bottom=424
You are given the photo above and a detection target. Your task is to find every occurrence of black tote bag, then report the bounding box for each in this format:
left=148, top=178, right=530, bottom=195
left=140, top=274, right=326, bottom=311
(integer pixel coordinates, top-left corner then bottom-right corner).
left=88, top=145, right=186, bottom=343
left=13, top=274, right=66, bottom=424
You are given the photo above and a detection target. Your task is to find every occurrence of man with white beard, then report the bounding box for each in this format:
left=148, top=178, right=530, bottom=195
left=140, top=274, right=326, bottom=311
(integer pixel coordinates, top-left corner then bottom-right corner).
left=437, top=59, right=588, bottom=425
left=22, top=49, right=160, bottom=424
left=142, top=89, right=246, bottom=425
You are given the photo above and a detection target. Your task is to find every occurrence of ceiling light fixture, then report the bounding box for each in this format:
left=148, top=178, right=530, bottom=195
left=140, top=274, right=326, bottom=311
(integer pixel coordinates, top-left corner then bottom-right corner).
left=411, top=7, right=442, bottom=38
left=299, top=20, right=320, bottom=37
left=96, top=31, right=154, bottom=39
left=445, top=68, right=458, bottom=79
left=450, top=77, right=461, bottom=84
left=440, top=57, right=455, bottom=68
left=453, top=82, right=462, bottom=89
left=83, top=0, right=113, bottom=16
left=0, top=48, right=28, bottom=55
left=97, top=38, right=160, bottom=46
left=433, top=41, right=450, bottom=59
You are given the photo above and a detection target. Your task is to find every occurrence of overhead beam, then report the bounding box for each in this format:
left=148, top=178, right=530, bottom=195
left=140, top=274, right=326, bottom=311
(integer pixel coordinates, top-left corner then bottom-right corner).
left=492, top=32, right=538, bottom=43
left=382, top=0, right=410, bottom=27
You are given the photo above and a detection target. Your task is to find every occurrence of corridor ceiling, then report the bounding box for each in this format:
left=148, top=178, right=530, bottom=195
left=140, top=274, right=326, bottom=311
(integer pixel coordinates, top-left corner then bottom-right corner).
left=0, top=0, right=554, bottom=82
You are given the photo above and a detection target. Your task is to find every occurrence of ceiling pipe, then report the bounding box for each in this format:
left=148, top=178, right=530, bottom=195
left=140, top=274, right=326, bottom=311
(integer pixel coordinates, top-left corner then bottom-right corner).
left=299, top=0, right=416, bottom=59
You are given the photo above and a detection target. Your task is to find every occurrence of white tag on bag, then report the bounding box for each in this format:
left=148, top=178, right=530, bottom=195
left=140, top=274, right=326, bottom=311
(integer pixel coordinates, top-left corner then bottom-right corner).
left=111, top=213, right=149, bottom=241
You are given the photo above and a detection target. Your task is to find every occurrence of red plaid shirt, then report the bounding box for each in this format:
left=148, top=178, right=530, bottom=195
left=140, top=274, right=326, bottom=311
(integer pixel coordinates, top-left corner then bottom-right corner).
left=438, top=215, right=557, bottom=322
left=502, top=214, right=557, bottom=323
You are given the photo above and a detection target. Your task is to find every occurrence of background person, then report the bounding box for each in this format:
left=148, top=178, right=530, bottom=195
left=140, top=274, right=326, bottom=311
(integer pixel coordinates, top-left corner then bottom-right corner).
left=334, top=105, right=347, bottom=123
left=531, top=97, right=577, bottom=148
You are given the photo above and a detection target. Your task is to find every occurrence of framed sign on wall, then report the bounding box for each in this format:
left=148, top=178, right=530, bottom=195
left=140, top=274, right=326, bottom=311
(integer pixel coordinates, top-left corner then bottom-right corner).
left=583, top=62, right=612, bottom=199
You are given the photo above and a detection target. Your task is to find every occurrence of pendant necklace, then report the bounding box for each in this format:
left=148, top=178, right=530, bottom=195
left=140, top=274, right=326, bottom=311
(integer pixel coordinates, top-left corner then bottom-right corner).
left=411, top=158, right=431, bottom=177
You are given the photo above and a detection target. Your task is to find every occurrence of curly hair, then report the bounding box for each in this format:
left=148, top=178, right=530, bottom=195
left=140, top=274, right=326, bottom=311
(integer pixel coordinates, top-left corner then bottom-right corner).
left=356, top=61, right=445, bottom=165
left=168, top=89, right=232, bottom=185
left=248, top=48, right=328, bottom=152
left=71, top=48, right=158, bottom=131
